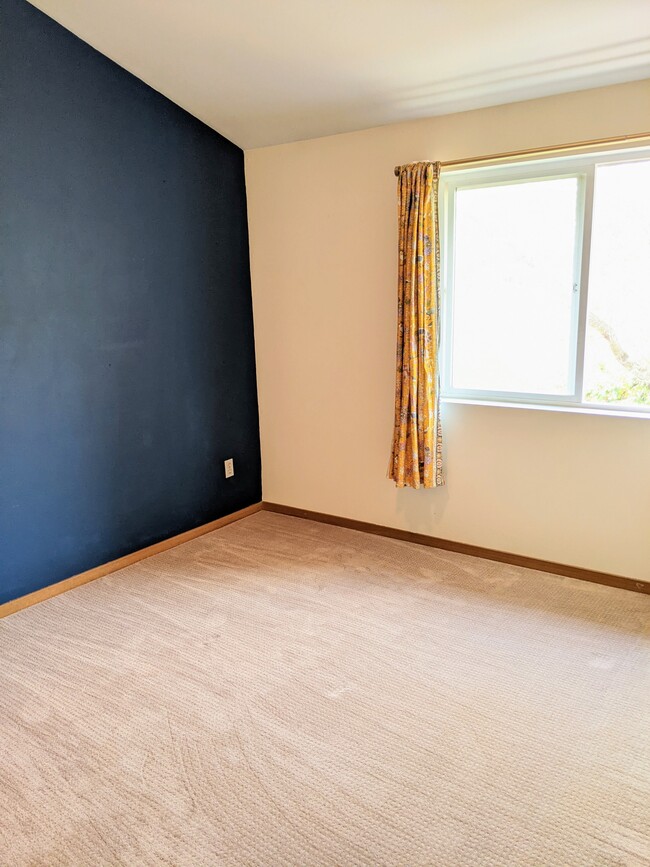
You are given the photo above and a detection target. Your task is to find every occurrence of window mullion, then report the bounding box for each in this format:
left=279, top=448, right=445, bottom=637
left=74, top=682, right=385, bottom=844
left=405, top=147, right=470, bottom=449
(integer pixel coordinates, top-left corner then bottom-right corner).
left=573, top=166, right=595, bottom=403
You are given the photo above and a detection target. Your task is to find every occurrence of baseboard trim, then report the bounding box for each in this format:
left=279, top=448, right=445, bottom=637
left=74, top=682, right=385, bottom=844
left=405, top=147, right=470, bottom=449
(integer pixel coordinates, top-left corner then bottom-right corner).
left=3, top=499, right=645, bottom=618
left=0, top=502, right=263, bottom=619
left=262, top=502, right=649, bottom=595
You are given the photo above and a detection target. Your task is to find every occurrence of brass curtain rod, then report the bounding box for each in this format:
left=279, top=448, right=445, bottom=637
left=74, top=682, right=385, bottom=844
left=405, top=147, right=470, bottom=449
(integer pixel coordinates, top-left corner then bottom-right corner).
left=393, top=131, right=650, bottom=176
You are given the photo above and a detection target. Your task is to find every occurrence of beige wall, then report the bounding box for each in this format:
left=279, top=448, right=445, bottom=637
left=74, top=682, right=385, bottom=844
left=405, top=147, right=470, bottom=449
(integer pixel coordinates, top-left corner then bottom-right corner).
left=245, top=80, right=650, bottom=581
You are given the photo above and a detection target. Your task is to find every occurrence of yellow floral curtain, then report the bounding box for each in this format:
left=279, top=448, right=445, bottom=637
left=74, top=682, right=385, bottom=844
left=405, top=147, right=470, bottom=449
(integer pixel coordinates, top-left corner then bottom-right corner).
left=388, top=161, right=444, bottom=489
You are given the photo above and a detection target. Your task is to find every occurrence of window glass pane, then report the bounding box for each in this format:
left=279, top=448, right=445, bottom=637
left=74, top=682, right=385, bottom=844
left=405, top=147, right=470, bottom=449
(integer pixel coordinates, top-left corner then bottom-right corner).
left=583, top=160, right=650, bottom=408
left=451, top=177, right=579, bottom=394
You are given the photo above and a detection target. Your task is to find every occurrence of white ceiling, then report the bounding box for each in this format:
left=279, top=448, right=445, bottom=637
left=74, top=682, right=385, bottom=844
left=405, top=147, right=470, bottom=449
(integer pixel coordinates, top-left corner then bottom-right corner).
left=28, top=0, right=650, bottom=149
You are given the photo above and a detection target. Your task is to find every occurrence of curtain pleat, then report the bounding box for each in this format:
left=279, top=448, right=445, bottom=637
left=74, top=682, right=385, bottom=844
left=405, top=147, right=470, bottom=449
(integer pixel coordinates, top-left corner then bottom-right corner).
left=388, top=162, right=444, bottom=489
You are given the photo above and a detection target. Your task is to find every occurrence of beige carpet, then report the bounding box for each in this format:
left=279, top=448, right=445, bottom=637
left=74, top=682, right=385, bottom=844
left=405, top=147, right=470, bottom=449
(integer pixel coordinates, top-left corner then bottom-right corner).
left=1, top=512, right=649, bottom=866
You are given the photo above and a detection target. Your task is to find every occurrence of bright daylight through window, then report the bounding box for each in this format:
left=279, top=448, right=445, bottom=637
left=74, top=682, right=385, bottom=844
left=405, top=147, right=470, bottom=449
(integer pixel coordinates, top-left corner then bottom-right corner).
left=440, top=148, right=650, bottom=413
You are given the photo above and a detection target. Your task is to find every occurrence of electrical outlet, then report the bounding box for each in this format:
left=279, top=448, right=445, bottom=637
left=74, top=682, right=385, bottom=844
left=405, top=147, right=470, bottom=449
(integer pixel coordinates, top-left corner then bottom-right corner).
left=224, top=458, right=234, bottom=479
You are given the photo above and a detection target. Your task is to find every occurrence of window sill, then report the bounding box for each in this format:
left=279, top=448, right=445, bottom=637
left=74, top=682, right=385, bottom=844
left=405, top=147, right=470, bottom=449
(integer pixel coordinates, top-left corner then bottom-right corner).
left=442, top=397, right=650, bottom=420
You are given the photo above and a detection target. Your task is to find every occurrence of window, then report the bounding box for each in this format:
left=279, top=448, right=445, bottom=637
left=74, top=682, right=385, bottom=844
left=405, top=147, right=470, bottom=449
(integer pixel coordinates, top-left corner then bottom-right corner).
left=440, top=147, right=650, bottom=414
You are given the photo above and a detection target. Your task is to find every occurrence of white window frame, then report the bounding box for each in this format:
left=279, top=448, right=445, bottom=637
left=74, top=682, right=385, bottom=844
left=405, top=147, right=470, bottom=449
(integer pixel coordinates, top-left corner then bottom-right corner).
left=439, top=145, right=650, bottom=415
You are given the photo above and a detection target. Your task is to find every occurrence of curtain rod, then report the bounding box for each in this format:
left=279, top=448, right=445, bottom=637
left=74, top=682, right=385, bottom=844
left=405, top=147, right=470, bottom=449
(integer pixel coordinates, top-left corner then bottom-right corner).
left=393, top=131, right=650, bottom=176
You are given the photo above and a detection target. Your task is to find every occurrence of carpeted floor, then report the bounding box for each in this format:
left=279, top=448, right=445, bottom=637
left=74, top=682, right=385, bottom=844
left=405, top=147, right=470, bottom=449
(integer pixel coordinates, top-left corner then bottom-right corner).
left=1, top=512, right=649, bottom=866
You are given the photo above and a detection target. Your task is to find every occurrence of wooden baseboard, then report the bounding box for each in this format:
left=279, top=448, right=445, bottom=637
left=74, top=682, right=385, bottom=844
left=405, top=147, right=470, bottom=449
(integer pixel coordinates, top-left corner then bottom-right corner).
left=262, top=502, right=649, bottom=595
left=3, top=499, right=645, bottom=618
left=0, top=502, right=263, bottom=619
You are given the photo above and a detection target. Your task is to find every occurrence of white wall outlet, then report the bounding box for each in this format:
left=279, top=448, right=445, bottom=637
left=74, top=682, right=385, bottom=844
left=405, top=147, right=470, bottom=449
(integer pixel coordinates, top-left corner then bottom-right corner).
left=224, top=458, right=234, bottom=479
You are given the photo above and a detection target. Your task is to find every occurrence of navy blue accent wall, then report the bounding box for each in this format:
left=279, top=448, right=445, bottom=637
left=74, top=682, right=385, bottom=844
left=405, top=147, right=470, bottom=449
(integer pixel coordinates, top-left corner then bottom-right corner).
left=0, top=0, right=261, bottom=604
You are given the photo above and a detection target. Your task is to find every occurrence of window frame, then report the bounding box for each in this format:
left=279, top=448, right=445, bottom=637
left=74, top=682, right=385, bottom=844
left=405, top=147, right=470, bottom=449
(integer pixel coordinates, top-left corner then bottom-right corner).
left=439, top=145, right=650, bottom=415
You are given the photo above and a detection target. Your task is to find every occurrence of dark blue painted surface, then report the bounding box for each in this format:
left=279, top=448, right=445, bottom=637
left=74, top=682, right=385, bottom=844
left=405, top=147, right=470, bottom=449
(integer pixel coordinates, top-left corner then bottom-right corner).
left=0, top=0, right=261, bottom=604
